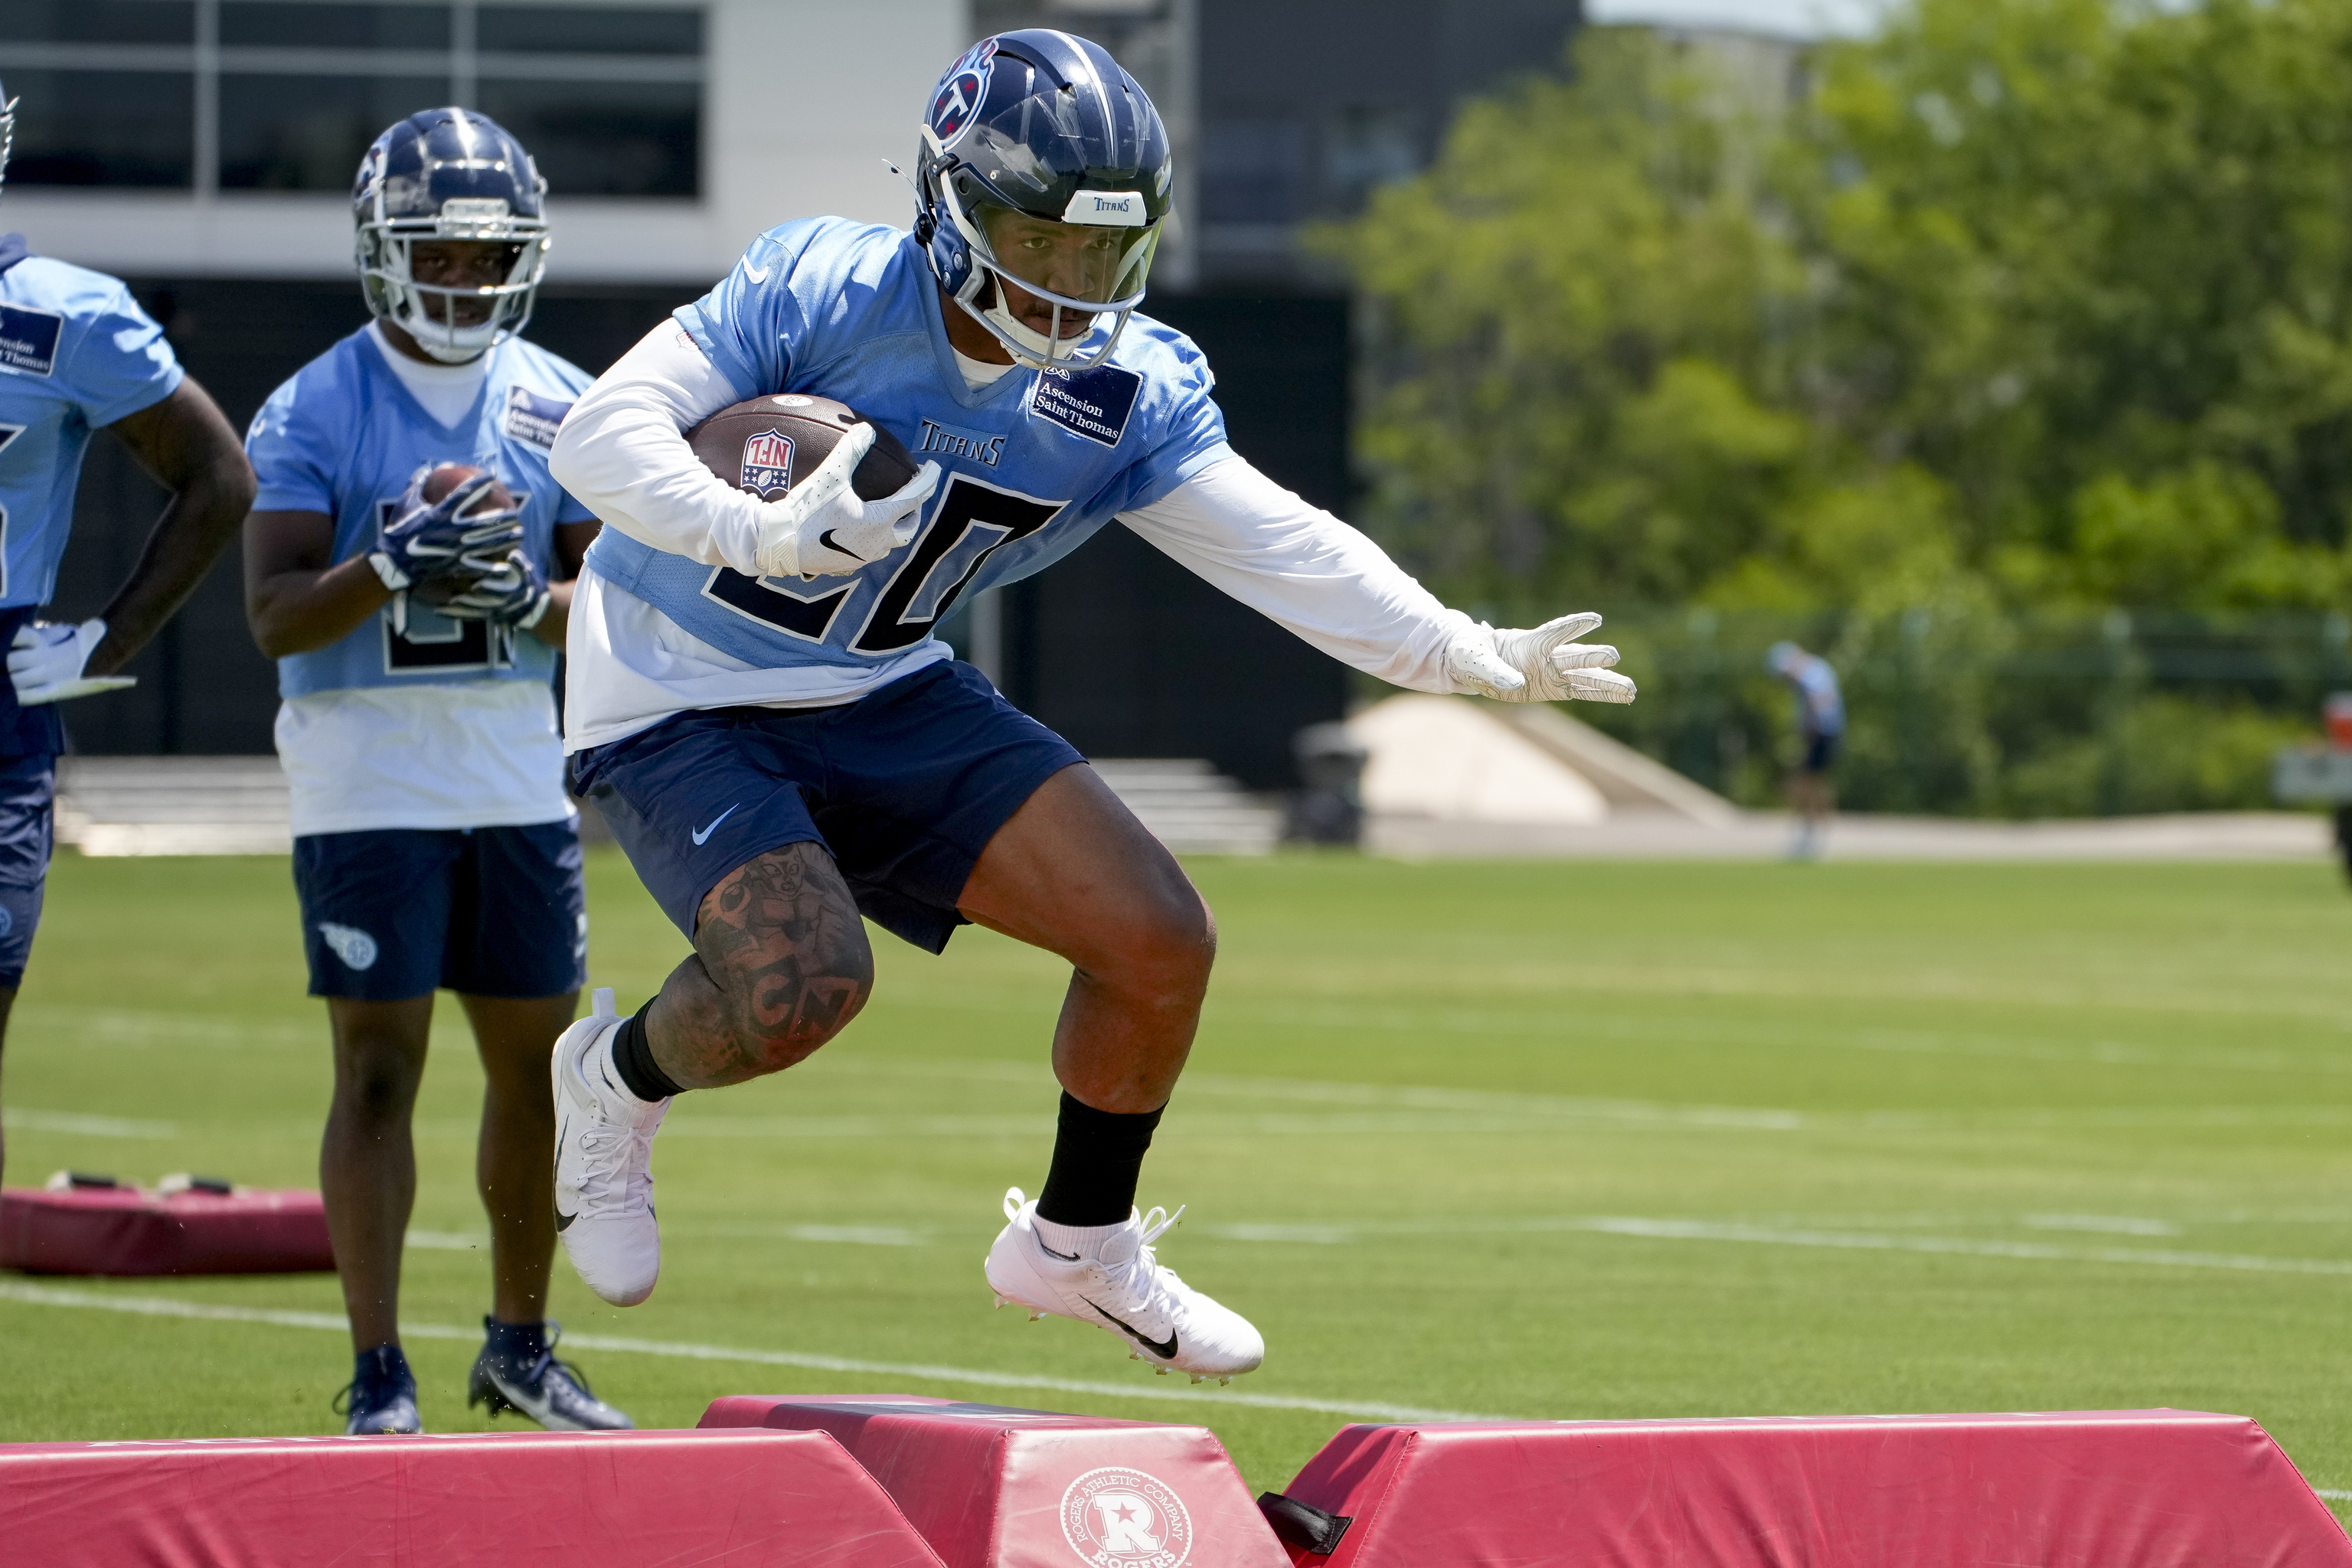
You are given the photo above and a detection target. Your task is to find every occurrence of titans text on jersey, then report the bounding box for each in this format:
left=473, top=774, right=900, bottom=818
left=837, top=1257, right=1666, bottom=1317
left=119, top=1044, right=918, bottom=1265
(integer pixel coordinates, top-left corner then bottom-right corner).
left=537, top=31, right=1630, bottom=1382
left=576, top=217, right=1224, bottom=701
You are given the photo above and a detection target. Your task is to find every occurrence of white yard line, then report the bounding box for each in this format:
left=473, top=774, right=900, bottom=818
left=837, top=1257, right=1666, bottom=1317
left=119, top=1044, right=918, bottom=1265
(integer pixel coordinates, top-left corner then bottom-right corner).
left=2, top=1109, right=178, bottom=1138
left=0, top=1281, right=1501, bottom=1424
left=1197, top=1215, right=2352, bottom=1276
left=1578, top=1217, right=2352, bottom=1275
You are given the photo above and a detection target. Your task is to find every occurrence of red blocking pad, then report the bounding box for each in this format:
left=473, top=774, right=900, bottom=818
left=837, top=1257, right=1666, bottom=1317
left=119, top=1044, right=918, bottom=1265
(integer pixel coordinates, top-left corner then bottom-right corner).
left=1270, top=1410, right=2352, bottom=1567
left=701, top=1393, right=1291, bottom=1568
left=0, top=1184, right=335, bottom=1275
left=0, top=1428, right=948, bottom=1567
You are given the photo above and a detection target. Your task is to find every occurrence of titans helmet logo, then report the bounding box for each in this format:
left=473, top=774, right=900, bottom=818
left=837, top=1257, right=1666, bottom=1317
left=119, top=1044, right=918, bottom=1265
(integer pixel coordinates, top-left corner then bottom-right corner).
left=929, top=38, right=998, bottom=147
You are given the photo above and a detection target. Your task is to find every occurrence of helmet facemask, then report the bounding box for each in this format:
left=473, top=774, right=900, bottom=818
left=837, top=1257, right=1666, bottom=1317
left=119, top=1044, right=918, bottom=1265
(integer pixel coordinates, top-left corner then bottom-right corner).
left=913, top=32, right=1174, bottom=374
left=938, top=168, right=1158, bottom=371
left=358, top=196, right=548, bottom=364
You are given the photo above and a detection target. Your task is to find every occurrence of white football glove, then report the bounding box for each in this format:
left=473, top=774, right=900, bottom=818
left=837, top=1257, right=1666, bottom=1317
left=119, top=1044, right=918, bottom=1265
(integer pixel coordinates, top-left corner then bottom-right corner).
left=1446, top=612, right=1637, bottom=704
left=8, top=619, right=136, bottom=706
left=750, top=421, right=942, bottom=580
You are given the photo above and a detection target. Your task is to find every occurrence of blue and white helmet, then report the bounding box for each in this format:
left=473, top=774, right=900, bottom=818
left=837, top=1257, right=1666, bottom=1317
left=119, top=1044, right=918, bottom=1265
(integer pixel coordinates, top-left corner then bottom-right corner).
left=914, top=31, right=1173, bottom=371
left=353, top=108, right=550, bottom=364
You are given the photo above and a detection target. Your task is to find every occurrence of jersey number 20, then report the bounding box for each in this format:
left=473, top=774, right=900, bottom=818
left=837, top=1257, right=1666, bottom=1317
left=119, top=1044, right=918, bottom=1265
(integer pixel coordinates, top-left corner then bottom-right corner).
left=700, top=473, right=1063, bottom=650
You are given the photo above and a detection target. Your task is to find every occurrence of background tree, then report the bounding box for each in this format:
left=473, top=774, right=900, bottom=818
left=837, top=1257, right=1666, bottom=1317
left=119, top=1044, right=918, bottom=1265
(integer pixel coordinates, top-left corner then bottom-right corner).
left=1329, top=0, right=2352, bottom=813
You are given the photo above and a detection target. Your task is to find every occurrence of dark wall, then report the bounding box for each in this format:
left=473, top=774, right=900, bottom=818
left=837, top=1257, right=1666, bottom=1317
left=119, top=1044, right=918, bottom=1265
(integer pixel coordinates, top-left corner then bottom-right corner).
left=1194, top=0, right=1579, bottom=281
left=57, top=278, right=1351, bottom=789
left=993, top=293, right=1352, bottom=790
left=56, top=279, right=704, bottom=754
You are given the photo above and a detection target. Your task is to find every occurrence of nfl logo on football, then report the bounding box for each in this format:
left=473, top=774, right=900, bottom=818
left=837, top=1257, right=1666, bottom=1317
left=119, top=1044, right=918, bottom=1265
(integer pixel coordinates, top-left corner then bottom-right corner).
left=739, top=429, right=795, bottom=496
left=1059, top=1466, right=1194, bottom=1568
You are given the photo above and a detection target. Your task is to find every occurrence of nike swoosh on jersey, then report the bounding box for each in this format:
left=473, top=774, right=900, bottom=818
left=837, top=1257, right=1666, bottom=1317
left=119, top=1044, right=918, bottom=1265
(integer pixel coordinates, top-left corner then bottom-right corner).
left=743, top=261, right=771, bottom=283
left=816, top=528, right=867, bottom=561
left=691, top=803, right=742, bottom=845
left=1084, top=1298, right=1178, bottom=1360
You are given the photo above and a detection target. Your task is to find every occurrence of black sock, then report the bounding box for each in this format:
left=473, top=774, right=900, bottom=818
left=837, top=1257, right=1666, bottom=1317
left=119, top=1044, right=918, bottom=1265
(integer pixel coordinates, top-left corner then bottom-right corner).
left=1036, top=1091, right=1165, bottom=1227
left=610, top=1003, right=684, bottom=1102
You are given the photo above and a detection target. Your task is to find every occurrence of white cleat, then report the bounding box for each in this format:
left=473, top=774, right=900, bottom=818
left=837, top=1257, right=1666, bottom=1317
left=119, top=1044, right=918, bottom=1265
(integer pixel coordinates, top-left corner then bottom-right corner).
left=550, top=987, right=668, bottom=1306
left=983, top=1187, right=1265, bottom=1381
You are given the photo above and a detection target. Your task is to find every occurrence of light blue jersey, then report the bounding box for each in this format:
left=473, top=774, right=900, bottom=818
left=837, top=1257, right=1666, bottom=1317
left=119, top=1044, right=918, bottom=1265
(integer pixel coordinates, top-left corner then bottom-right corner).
left=1790, top=656, right=1845, bottom=738
left=0, top=235, right=184, bottom=612
left=247, top=327, right=594, bottom=701
left=0, top=234, right=185, bottom=756
left=583, top=219, right=1232, bottom=671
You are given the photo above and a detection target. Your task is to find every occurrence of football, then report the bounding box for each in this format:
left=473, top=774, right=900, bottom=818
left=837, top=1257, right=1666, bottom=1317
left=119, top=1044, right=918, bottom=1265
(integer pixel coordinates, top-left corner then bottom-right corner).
left=415, top=462, right=515, bottom=516
left=684, top=394, right=920, bottom=504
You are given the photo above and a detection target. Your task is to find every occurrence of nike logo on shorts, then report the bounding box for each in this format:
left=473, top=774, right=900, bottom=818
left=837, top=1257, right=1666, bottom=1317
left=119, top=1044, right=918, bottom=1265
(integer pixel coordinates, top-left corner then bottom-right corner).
left=691, top=803, right=741, bottom=845
left=1084, top=1297, right=1178, bottom=1361
left=744, top=261, right=771, bottom=283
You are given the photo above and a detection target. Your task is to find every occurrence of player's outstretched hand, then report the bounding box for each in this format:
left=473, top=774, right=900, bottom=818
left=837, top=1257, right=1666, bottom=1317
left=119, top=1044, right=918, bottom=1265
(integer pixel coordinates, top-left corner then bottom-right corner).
left=8, top=619, right=136, bottom=706
left=369, top=472, right=525, bottom=593
left=1447, top=612, right=1637, bottom=704
left=751, top=421, right=942, bottom=580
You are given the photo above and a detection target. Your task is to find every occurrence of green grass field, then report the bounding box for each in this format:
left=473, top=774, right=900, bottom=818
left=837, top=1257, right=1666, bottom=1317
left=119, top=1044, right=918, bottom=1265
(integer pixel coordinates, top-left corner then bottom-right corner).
left=3, top=848, right=2350, bottom=1508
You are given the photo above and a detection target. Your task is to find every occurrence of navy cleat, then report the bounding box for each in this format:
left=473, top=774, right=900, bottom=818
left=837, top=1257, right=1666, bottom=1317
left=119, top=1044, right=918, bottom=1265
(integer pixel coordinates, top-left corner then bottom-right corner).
left=335, top=1344, right=422, bottom=1435
left=467, top=1318, right=632, bottom=1431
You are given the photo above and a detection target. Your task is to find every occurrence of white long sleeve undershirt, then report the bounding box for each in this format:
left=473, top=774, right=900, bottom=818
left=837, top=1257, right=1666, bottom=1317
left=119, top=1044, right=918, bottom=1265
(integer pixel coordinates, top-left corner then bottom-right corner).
left=552, top=323, right=1475, bottom=752
left=548, top=320, right=769, bottom=576
left=1119, top=458, right=1473, bottom=693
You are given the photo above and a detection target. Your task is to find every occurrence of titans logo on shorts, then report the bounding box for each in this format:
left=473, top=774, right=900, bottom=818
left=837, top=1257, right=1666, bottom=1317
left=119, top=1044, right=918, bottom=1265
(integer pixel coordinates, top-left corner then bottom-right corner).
left=569, top=660, right=1081, bottom=954
left=293, top=823, right=586, bottom=1001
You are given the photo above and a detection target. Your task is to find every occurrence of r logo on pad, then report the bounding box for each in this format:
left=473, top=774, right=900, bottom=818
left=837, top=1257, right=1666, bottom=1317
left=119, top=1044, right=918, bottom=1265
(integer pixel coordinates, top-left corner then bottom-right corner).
left=1060, top=1466, right=1193, bottom=1568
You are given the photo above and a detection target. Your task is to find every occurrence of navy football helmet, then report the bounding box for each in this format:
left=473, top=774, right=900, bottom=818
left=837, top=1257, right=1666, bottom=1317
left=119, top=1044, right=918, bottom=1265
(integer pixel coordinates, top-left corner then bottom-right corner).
left=914, top=31, right=1172, bottom=371
left=353, top=108, right=550, bottom=363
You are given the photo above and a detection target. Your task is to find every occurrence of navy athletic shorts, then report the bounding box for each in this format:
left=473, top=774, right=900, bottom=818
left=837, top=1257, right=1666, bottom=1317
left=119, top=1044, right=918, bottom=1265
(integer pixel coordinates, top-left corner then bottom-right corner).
left=1802, top=732, right=1843, bottom=775
left=292, top=821, right=587, bottom=1001
left=0, top=752, right=54, bottom=990
left=568, top=658, right=1084, bottom=954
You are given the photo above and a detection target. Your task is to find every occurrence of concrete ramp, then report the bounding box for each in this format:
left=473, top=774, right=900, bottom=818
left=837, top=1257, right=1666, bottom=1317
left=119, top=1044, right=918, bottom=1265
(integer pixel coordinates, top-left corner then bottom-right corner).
left=1348, top=694, right=1732, bottom=827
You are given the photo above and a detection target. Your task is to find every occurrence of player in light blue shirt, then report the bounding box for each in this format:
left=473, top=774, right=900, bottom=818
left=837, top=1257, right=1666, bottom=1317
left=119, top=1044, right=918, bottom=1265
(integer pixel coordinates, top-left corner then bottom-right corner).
left=241, top=108, right=626, bottom=1437
left=547, top=32, right=1637, bottom=1382
left=0, top=77, right=256, bottom=1185
left=1769, top=640, right=1845, bottom=858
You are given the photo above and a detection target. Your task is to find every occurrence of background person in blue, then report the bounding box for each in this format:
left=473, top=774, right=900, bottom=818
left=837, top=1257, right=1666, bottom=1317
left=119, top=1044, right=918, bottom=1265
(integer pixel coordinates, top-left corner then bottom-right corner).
left=1767, top=640, right=1846, bottom=859
left=241, top=109, right=627, bottom=1437
left=0, top=78, right=256, bottom=1186
left=547, top=31, right=1635, bottom=1384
